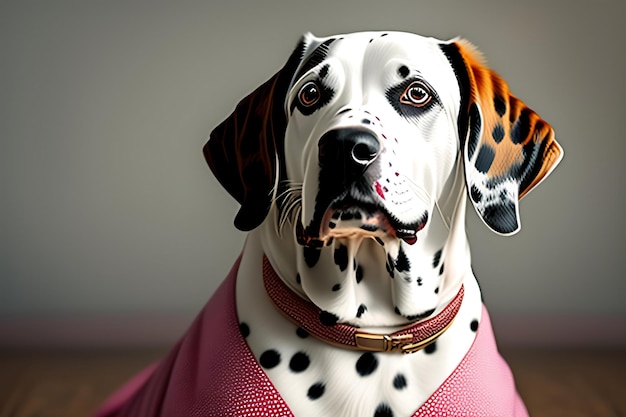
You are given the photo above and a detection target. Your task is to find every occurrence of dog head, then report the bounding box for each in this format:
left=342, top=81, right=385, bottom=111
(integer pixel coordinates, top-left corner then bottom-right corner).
left=205, top=31, right=562, bottom=240
left=205, top=31, right=563, bottom=326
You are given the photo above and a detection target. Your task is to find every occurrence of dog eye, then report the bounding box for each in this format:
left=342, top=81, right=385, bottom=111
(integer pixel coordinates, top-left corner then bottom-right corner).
left=298, top=81, right=321, bottom=107
left=400, top=81, right=431, bottom=107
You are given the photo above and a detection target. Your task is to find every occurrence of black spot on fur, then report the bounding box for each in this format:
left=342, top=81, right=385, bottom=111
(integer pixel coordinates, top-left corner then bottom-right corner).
left=356, top=304, right=367, bottom=318
left=375, top=237, right=385, bottom=246
left=407, top=308, right=435, bottom=321
left=517, top=129, right=550, bottom=196
left=494, top=95, right=507, bottom=117
left=319, top=63, right=330, bottom=79
left=340, top=211, right=354, bottom=220
left=511, top=108, right=531, bottom=145
left=307, top=382, right=325, bottom=400
left=356, top=352, right=378, bottom=376
left=289, top=351, right=310, bottom=373
left=360, top=224, right=378, bottom=232
left=470, top=184, right=483, bottom=203
left=432, top=249, right=442, bottom=268
left=434, top=287, right=439, bottom=294
left=398, top=65, right=410, bottom=78
left=482, top=200, right=518, bottom=234
left=319, top=310, right=339, bottom=326
left=374, top=403, right=394, bottom=417
left=386, top=254, right=395, bottom=278
left=259, top=349, right=281, bottom=369
left=332, top=283, right=341, bottom=292
left=467, top=103, right=481, bottom=159
left=475, top=145, right=495, bottom=173
left=334, top=244, right=349, bottom=271
left=296, top=327, right=309, bottom=338
left=303, top=247, right=321, bottom=268
left=239, top=322, right=250, bottom=338
left=395, top=246, right=410, bottom=273
left=470, top=319, right=479, bottom=332
left=416, top=277, right=423, bottom=286
left=356, top=265, right=364, bottom=283
left=492, top=123, right=505, bottom=143
left=500, top=190, right=510, bottom=204
left=424, top=341, right=437, bottom=354
left=362, top=118, right=371, bottom=125
left=439, top=262, right=445, bottom=275
left=393, top=373, right=407, bottom=390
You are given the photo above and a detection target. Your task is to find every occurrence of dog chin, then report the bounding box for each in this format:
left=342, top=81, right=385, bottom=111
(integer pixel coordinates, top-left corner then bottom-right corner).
left=296, top=204, right=428, bottom=247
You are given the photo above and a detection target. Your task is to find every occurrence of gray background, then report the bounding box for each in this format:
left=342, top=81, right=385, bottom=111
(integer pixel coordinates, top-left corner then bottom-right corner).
left=2, top=0, right=625, bottom=347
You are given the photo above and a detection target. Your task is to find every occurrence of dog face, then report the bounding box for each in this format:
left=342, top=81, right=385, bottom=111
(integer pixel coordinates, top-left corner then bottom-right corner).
left=283, top=32, right=462, bottom=247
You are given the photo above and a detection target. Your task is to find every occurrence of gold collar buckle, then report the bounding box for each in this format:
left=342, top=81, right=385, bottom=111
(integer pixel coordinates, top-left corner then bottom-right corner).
left=354, top=328, right=444, bottom=354
left=354, top=333, right=414, bottom=353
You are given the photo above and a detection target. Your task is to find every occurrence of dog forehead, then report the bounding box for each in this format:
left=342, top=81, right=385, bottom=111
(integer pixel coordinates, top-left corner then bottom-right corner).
left=306, top=31, right=447, bottom=65
left=300, top=31, right=459, bottom=97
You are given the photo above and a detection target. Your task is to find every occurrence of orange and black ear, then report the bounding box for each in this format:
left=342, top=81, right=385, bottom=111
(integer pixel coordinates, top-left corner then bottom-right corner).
left=441, top=39, right=563, bottom=235
left=204, top=38, right=308, bottom=231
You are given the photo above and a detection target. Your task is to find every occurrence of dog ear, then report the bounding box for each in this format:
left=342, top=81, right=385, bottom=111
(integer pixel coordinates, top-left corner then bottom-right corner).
left=204, top=37, right=309, bottom=231
left=441, top=39, right=563, bottom=235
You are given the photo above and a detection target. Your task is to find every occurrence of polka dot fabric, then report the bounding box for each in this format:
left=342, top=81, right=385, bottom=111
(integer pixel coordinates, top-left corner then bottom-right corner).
left=95, top=256, right=527, bottom=417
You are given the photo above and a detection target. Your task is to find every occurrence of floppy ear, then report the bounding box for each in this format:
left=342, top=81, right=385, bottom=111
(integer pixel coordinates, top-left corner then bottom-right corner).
left=441, top=39, right=563, bottom=235
left=204, top=38, right=308, bottom=231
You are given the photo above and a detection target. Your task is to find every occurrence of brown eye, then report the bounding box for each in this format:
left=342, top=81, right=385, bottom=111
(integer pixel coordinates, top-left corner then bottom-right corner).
left=299, top=81, right=321, bottom=107
left=400, top=81, right=431, bottom=107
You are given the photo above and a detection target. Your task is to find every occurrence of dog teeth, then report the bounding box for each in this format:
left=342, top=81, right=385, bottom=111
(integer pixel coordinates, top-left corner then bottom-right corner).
left=396, top=229, right=417, bottom=245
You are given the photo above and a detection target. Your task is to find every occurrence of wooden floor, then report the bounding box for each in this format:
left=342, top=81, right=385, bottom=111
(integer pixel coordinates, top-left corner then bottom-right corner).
left=0, top=348, right=624, bottom=417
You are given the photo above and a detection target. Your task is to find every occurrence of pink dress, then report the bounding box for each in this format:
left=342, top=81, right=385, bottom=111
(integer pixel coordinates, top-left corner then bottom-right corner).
left=95, top=257, right=528, bottom=417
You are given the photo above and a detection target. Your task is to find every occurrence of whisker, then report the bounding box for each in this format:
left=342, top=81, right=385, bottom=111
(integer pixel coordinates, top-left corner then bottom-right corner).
left=276, top=180, right=303, bottom=235
left=402, top=175, right=434, bottom=205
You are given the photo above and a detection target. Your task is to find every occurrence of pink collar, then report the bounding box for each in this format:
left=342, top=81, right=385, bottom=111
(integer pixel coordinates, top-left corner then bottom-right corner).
left=262, top=256, right=464, bottom=354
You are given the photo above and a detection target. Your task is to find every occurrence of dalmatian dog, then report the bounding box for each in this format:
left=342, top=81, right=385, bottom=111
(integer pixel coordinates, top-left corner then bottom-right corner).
left=95, top=31, right=562, bottom=417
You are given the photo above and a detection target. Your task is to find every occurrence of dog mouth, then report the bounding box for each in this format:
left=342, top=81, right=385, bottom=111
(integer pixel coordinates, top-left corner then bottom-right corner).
left=296, top=197, right=428, bottom=247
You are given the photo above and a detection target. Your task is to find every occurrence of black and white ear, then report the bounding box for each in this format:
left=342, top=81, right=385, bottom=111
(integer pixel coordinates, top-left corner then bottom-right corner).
left=442, top=39, right=563, bottom=235
left=203, top=34, right=318, bottom=231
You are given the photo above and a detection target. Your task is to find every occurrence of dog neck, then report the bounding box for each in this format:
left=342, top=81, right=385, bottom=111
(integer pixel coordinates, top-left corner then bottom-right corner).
left=258, top=180, right=470, bottom=331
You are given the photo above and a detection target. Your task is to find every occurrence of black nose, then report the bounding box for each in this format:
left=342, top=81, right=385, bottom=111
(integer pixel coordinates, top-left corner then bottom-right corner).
left=318, top=129, right=380, bottom=175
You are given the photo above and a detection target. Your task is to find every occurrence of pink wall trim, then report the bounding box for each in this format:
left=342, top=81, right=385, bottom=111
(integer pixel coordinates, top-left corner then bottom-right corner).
left=490, top=314, right=626, bottom=348
left=0, top=314, right=191, bottom=349
left=1, top=313, right=625, bottom=349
